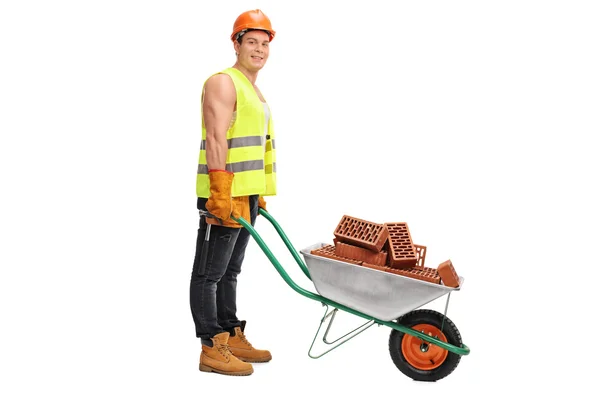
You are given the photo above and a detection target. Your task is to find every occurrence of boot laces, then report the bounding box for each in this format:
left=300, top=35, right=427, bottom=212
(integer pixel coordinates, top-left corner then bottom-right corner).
left=238, top=331, right=253, bottom=348
left=216, top=343, right=232, bottom=359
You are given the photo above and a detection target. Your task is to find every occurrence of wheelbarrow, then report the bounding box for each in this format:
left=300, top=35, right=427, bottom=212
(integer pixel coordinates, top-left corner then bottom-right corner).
left=200, top=208, right=470, bottom=382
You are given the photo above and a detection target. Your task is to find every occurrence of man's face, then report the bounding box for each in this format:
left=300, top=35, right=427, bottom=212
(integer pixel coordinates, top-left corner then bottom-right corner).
left=234, top=30, right=270, bottom=71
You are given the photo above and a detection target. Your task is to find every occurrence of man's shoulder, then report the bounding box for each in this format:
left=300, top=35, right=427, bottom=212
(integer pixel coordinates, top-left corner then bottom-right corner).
left=205, top=71, right=233, bottom=84
left=204, top=72, right=235, bottom=93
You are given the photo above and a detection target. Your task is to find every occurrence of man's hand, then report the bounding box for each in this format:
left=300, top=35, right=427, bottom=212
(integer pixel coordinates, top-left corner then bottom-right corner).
left=206, top=170, right=235, bottom=221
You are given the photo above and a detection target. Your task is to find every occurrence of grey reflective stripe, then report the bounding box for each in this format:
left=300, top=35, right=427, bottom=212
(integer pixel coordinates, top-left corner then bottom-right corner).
left=229, top=136, right=262, bottom=148
left=197, top=160, right=265, bottom=175
left=265, top=162, right=276, bottom=174
left=271, top=139, right=275, bottom=149
left=200, top=136, right=263, bottom=150
left=228, top=160, right=264, bottom=173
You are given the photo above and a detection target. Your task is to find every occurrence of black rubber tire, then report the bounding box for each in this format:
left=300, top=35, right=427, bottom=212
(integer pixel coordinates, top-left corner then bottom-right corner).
left=389, top=309, right=462, bottom=382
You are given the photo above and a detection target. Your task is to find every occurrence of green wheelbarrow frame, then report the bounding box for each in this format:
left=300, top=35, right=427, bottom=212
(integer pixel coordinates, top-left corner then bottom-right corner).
left=231, top=209, right=471, bottom=358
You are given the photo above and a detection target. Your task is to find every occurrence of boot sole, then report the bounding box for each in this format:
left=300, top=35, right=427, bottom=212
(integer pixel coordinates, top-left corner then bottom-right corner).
left=236, top=356, right=272, bottom=363
left=199, top=364, right=253, bottom=376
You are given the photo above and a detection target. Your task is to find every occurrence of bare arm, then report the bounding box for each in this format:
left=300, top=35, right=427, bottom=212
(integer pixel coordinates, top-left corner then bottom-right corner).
left=202, top=74, right=236, bottom=170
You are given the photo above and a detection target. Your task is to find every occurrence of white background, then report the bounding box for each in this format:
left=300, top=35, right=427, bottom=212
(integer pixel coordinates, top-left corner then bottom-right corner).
left=1, top=0, right=599, bottom=398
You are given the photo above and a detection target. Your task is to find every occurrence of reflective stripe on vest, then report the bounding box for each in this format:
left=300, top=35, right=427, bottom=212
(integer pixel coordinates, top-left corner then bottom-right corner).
left=197, top=160, right=277, bottom=175
left=199, top=135, right=270, bottom=150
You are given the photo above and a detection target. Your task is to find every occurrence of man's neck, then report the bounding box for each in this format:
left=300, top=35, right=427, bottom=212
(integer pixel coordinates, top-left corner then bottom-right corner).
left=232, top=63, right=259, bottom=85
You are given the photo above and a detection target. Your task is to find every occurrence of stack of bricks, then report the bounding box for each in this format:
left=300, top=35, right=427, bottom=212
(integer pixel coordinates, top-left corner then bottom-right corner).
left=310, top=215, right=461, bottom=288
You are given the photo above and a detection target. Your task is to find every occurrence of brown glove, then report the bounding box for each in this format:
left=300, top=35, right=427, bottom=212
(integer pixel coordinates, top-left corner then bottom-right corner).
left=258, top=195, right=267, bottom=211
left=209, top=196, right=245, bottom=228
left=205, top=170, right=235, bottom=221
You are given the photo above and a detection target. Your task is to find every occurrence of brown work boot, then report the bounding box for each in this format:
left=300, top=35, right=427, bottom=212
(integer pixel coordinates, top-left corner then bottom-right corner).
left=199, top=332, right=253, bottom=376
left=227, top=321, right=272, bottom=363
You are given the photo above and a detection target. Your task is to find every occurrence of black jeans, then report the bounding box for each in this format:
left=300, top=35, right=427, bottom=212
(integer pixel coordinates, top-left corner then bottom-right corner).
left=189, top=195, right=258, bottom=342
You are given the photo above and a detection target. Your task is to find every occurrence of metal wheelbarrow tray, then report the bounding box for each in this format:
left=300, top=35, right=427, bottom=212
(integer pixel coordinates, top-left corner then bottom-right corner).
left=300, top=242, right=464, bottom=321
left=227, top=210, right=470, bottom=382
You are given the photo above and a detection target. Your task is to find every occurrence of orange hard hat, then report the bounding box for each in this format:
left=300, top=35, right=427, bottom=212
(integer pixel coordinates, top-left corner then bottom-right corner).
left=230, top=9, right=275, bottom=42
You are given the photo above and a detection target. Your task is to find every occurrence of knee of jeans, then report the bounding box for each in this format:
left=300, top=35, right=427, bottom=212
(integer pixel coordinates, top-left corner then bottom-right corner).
left=226, top=262, right=243, bottom=276
left=204, top=267, right=223, bottom=283
left=223, top=270, right=240, bottom=280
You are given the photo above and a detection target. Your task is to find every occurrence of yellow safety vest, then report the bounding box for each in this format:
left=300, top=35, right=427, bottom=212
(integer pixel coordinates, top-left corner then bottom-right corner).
left=196, top=67, right=277, bottom=198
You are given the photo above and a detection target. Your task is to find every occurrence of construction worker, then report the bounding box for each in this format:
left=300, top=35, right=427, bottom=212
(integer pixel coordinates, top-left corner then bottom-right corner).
left=189, top=9, right=277, bottom=376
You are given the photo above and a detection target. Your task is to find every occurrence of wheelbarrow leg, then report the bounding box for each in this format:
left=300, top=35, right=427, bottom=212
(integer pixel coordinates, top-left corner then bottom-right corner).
left=308, top=304, right=376, bottom=359
left=322, top=308, right=374, bottom=345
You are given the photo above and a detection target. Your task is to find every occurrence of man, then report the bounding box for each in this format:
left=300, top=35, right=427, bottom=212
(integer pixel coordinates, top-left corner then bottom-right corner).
left=189, top=9, right=277, bottom=376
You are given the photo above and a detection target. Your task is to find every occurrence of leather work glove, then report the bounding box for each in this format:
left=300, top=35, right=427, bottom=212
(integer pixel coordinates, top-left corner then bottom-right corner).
left=258, top=195, right=267, bottom=211
left=206, top=170, right=236, bottom=221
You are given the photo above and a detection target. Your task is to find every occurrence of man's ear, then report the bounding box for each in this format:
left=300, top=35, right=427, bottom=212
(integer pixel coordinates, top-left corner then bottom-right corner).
left=233, top=40, right=240, bottom=56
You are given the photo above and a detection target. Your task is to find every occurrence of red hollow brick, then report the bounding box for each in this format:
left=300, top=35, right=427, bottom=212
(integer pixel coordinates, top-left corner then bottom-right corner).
left=362, top=262, right=388, bottom=272
left=384, top=222, right=418, bottom=269
left=310, top=244, right=362, bottom=266
left=437, top=259, right=460, bottom=288
left=311, top=244, right=336, bottom=256
left=333, top=215, right=389, bottom=252
left=335, top=242, right=388, bottom=266
left=414, top=244, right=427, bottom=270
left=387, top=266, right=441, bottom=284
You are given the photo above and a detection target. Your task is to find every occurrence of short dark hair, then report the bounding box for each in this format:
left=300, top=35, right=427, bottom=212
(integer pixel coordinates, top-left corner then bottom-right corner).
left=236, top=29, right=271, bottom=44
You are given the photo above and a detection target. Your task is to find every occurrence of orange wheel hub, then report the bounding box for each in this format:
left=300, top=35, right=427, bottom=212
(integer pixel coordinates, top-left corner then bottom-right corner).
left=401, top=324, right=448, bottom=370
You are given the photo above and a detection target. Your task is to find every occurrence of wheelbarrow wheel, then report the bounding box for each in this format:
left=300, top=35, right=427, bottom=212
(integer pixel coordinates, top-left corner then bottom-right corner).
left=389, top=309, right=462, bottom=382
